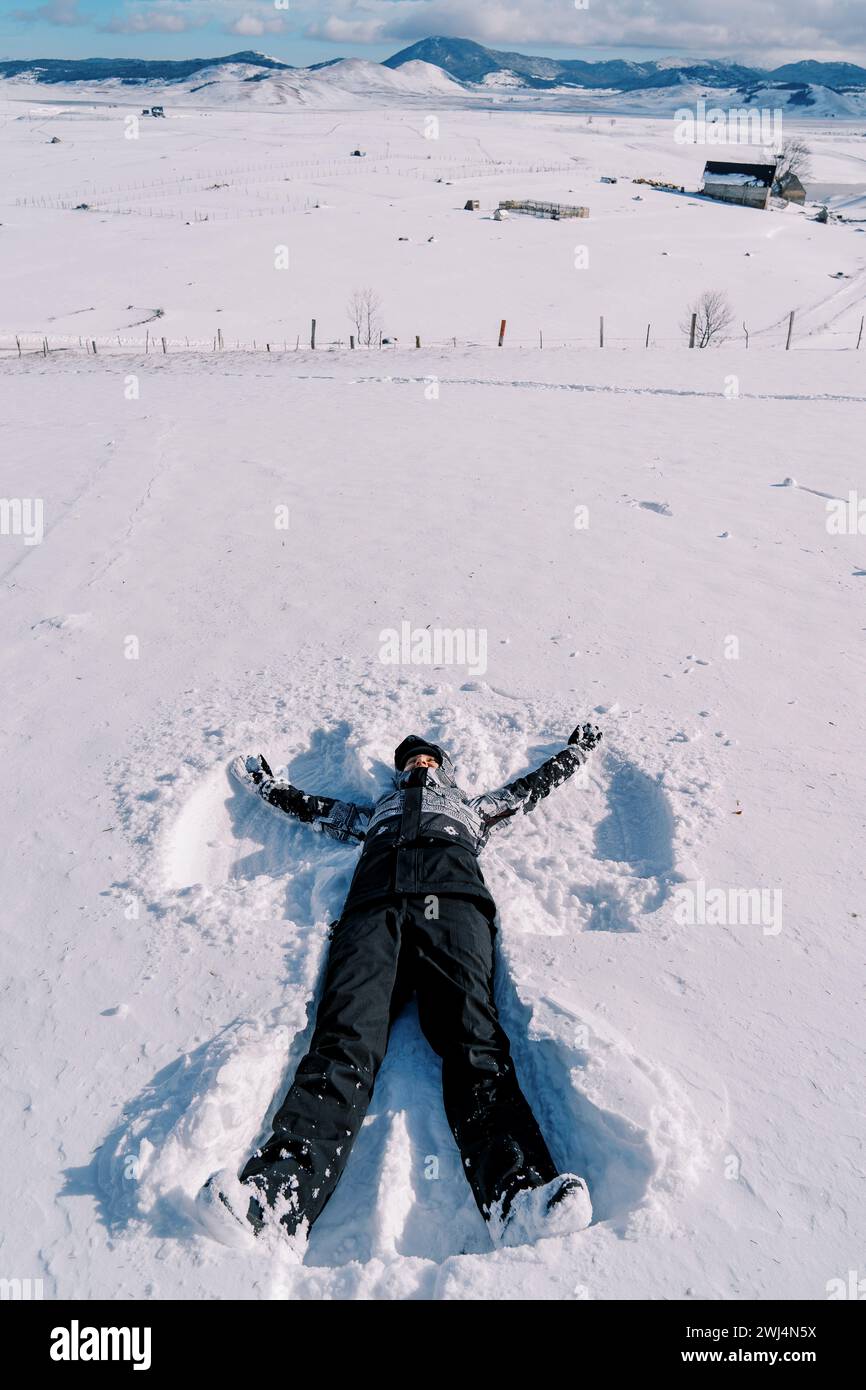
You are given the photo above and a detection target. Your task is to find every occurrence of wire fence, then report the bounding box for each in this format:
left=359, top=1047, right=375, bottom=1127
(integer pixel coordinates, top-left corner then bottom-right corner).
left=2, top=319, right=863, bottom=357
left=9, top=157, right=576, bottom=221
left=13, top=198, right=319, bottom=221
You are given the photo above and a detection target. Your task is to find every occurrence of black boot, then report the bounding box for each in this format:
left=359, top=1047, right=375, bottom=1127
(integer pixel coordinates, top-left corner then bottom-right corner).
left=239, top=1131, right=313, bottom=1237
left=467, top=1132, right=549, bottom=1222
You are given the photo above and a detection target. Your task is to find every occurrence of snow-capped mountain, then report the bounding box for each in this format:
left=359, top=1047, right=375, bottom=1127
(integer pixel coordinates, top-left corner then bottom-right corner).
left=171, top=57, right=465, bottom=108
left=2, top=40, right=866, bottom=113
left=735, top=82, right=866, bottom=118
left=0, top=53, right=467, bottom=110
left=309, top=58, right=466, bottom=97
left=4, top=40, right=866, bottom=97
left=0, top=50, right=295, bottom=86
left=384, top=37, right=866, bottom=93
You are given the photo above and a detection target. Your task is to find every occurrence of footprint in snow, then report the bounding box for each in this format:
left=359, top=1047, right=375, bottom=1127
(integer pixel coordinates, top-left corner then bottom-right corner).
left=622, top=496, right=673, bottom=516
left=638, top=501, right=672, bottom=516
left=31, top=612, right=92, bottom=633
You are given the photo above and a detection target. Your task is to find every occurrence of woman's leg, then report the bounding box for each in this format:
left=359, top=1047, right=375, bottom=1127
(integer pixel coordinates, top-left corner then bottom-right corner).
left=408, top=895, right=559, bottom=1227
left=240, top=899, right=407, bottom=1233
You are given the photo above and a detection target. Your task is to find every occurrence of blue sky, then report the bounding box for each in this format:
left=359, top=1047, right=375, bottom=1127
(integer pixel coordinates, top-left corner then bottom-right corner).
left=1, top=1, right=863, bottom=66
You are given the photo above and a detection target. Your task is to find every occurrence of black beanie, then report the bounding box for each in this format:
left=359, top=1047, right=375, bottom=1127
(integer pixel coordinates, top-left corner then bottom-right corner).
left=394, top=734, right=444, bottom=770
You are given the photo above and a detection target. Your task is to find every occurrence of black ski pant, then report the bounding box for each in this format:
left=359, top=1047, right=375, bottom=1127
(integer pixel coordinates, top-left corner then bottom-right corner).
left=239, top=893, right=560, bottom=1234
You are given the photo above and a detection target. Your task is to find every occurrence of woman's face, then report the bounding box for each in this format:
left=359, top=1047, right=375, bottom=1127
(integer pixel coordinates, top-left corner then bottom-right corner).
left=402, top=753, right=439, bottom=771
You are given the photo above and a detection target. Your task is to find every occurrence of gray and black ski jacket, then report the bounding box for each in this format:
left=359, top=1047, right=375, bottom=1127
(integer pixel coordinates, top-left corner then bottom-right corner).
left=232, top=731, right=600, bottom=916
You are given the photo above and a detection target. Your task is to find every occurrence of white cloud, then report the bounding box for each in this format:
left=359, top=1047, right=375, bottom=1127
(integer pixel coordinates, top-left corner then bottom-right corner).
left=96, top=2, right=286, bottom=37
left=9, top=0, right=866, bottom=64
left=313, top=17, right=389, bottom=45
left=10, top=0, right=89, bottom=26
left=100, top=10, right=209, bottom=33
left=301, top=0, right=866, bottom=65
left=225, top=13, right=289, bottom=37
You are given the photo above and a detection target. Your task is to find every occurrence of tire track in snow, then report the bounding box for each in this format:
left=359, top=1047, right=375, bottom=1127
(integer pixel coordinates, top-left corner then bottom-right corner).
left=85, top=419, right=180, bottom=589
left=345, top=374, right=866, bottom=404
left=7, top=356, right=866, bottom=403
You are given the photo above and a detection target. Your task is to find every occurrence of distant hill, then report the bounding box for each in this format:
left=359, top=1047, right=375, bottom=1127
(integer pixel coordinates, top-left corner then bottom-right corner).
left=0, top=51, right=294, bottom=85
left=383, top=36, right=866, bottom=92
left=769, top=59, right=866, bottom=88
left=2, top=39, right=866, bottom=107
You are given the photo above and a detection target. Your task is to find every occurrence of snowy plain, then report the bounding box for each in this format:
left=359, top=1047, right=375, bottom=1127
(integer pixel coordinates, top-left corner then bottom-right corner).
left=0, top=86, right=865, bottom=1301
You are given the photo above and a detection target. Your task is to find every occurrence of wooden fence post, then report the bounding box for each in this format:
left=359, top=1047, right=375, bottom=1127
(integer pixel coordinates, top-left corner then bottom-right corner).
left=415, top=335, right=421, bottom=349
left=16, top=336, right=21, bottom=357
left=645, top=323, right=651, bottom=348
left=743, top=322, right=750, bottom=349
left=350, top=334, right=355, bottom=349
left=689, top=313, right=697, bottom=349
left=311, top=319, right=317, bottom=350
left=599, top=316, right=605, bottom=347
left=161, top=337, right=167, bottom=354
left=785, top=310, right=795, bottom=350
left=498, top=319, right=506, bottom=347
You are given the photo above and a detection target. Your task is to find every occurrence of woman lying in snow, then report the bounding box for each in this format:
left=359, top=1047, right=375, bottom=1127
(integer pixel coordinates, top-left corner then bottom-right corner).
left=199, top=722, right=603, bottom=1255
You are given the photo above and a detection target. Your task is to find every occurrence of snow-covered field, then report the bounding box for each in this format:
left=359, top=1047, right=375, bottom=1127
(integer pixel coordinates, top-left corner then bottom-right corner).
left=2, top=99, right=866, bottom=352
left=1, top=96, right=864, bottom=1302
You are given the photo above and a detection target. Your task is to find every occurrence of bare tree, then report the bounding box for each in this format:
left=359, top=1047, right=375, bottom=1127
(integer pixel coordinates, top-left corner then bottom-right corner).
left=681, top=290, right=735, bottom=348
left=347, top=287, right=383, bottom=347
left=772, top=137, right=812, bottom=192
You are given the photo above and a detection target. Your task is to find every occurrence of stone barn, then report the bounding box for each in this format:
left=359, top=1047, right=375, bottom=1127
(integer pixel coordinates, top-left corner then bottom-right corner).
left=778, top=173, right=807, bottom=205
left=701, top=161, right=777, bottom=209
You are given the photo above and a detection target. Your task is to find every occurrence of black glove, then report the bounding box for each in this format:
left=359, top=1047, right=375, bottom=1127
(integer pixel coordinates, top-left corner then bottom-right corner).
left=568, top=723, right=603, bottom=751
left=244, top=753, right=274, bottom=785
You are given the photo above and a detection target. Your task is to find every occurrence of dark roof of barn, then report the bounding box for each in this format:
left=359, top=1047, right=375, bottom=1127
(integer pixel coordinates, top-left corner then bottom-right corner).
left=703, top=160, right=778, bottom=186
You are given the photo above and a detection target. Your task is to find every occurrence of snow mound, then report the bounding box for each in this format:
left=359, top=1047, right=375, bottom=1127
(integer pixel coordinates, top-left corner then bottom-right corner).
left=314, top=57, right=465, bottom=96
left=742, top=83, right=866, bottom=118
